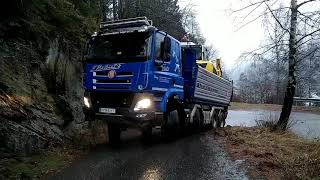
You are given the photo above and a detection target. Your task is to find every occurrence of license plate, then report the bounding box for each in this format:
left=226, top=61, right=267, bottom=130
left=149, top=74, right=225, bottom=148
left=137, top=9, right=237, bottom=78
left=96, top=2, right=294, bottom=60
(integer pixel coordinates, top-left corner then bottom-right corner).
left=99, top=108, right=116, bottom=114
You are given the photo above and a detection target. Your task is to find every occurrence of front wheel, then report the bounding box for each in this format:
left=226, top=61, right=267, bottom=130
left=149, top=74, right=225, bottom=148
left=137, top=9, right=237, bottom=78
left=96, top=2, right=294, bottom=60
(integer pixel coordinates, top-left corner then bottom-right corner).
left=141, top=125, right=152, bottom=142
left=108, top=124, right=121, bottom=144
left=85, top=114, right=95, bottom=121
left=162, top=109, right=180, bottom=139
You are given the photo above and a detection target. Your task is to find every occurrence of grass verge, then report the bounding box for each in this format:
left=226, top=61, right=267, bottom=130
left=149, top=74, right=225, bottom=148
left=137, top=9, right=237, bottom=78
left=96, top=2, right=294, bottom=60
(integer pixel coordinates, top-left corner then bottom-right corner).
left=217, top=127, right=320, bottom=179
left=230, top=102, right=320, bottom=114
left=3, top=145, right=88, bottom=179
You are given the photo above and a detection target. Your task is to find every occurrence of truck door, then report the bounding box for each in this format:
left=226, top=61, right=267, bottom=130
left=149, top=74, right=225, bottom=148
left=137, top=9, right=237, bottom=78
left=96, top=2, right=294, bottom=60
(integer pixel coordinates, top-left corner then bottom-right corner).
left=153, top=32, right=183, bottom=90
left=154, top=32, right=181, bottom=74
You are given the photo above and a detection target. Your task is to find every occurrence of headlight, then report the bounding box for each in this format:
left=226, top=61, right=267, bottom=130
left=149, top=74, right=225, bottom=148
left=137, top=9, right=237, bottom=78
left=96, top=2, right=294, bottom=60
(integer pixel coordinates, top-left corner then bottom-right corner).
left=84, top=97, right=91, bottom=108
left=134, top=98, right=151, bottom=111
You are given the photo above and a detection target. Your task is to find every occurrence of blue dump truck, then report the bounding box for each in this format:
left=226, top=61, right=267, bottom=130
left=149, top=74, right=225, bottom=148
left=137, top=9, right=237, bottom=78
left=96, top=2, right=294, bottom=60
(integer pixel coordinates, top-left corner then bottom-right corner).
left=82, top=17, right=233, bottom=142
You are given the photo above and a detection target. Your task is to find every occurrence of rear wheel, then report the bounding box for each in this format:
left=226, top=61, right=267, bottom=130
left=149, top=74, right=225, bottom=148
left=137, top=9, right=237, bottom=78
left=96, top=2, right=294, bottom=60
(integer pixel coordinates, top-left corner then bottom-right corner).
left=192, top=108, right=202, bottom=131
left=208, top=110, right=215, bottom=130
left=215, top=110, right=223, bottom=128
left=216, top=109, right=228, bottom=128
left=199, top=109, right=205, bottom=131
left=108, top=124, right=121, bottom=144
left=222, top=109, right=228, bottom=127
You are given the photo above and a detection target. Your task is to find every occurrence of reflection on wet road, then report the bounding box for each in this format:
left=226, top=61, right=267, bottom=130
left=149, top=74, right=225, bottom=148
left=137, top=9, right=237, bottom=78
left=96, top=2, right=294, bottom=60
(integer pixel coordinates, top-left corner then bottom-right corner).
left=47, top=130, right=248, bottom=180
left=227, top=110, right=320, bottom=139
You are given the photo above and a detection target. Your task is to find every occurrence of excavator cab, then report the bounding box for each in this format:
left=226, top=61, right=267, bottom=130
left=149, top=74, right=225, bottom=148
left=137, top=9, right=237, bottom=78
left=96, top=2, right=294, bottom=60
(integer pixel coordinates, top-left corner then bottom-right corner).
left=195, top=45, right=222, bottom=77
left=180, top=42, right=223, bottom=77
left=196, top=58, right=222, bottom=77
left=197, top=60, right=217, bottom=74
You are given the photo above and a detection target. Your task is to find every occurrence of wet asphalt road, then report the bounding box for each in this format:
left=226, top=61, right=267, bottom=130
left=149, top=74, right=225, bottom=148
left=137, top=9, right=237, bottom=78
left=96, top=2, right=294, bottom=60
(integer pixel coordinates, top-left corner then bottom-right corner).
left=47, top=129, right=247, bottom=180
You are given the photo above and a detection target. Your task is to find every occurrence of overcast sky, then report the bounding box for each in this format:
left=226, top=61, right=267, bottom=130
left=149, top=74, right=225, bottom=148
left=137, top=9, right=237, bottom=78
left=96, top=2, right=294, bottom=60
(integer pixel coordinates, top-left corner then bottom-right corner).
left=179, top=0, right=265, bottom=71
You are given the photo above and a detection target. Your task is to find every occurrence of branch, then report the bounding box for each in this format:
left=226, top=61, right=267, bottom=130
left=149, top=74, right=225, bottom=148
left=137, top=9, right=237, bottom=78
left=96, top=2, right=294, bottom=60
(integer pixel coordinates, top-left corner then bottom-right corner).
left=296, top=28, right=320, bottom=44
left=297, top=47, right=319, bottom=63
left=297, top=37, right=313, bottom=48
left=300, top=10, right=320, bottom=15
left=232, top=0, right=269, bottom=13
left=234, top=12, right=269, bottom=31
left=241, top=1, right=264, bottom=22
left=297, top=10, right=320, bottom=25
left=240, top=43, right=288, bottom=62
left=297, top=0, right=319, bottom=8
left=259, top=43, right=288, bottom=55
left=297, top=16, right=318, bottom=29
left=264, top=2, right=289, bottom=32
left=268, top=29, right=288, bottom=47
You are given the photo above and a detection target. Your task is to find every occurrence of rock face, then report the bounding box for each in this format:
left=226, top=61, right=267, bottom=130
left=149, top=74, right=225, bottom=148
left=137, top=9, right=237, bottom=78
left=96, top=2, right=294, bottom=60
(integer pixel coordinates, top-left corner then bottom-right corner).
left=0, top=37, right=108, bottom=157
left=0, top=2, right=110, bottom=178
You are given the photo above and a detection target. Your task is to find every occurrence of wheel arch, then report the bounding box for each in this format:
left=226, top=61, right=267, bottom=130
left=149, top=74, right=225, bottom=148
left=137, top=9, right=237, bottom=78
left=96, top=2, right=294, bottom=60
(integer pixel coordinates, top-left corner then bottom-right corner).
left=160, top=88, right=184, bottom=112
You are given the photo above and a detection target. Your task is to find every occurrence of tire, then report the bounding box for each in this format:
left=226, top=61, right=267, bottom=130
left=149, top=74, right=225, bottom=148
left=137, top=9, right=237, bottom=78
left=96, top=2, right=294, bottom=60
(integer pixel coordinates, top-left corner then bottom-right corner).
left=85, top=115, right=95, bottom=121
left=213, top=110, right=220, bottom=128
left=108, top=124, right=121, bottom=144
left=216, top=110, right=224, bottom=128
left=222, top=110, right=228, bottom=127
left=178, top=106, right=186, bottom=133
left=141, top=125, right=152, bottom=142
left=208, top=111, right=214, bottom=130
left=162, top=109, right=180, bottom=139
left=213, top=111, right=218, bottom=129
left=192, top=108, right=201, bottom=131
left=199, top=109, right=205, bottom=130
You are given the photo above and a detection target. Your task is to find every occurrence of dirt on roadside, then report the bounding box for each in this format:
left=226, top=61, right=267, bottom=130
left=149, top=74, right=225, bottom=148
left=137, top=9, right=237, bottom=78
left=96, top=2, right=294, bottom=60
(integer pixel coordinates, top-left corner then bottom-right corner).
left=1, top=145, right=89, bottom=180
left=215, top=127, right=320, bottom=180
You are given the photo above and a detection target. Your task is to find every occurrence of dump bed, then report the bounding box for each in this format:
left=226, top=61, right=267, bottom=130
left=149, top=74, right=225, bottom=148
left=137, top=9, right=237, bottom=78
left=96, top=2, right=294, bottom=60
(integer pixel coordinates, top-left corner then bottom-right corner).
left=182, top=46, right=233, bottom=107
left=192, top=66, right=233, bottom=106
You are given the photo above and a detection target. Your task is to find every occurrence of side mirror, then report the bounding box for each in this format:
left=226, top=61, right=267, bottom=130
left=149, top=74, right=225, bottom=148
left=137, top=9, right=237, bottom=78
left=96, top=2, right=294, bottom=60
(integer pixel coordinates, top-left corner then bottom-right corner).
left=160, top=36, right=171, bottom=61
left=160, top=41, right=165, bottom=61
left=164, top=36, right=171, bottom=54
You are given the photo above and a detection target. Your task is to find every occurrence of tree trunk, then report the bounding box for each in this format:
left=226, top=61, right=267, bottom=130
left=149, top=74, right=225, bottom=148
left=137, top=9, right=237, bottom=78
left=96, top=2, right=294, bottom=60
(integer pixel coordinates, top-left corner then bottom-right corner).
left=277, top=0, right=298, bottom=130
left=275, top=43, right=281, bottom=104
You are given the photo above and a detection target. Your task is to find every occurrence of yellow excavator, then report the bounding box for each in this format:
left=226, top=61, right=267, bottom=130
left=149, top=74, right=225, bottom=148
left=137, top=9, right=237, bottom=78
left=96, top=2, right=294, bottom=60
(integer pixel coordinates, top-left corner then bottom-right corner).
left=195, top=47, right=222, bottom=77
left=197, top=58, right=222, bottom=77
left=180, top=42, right=223, bottom=77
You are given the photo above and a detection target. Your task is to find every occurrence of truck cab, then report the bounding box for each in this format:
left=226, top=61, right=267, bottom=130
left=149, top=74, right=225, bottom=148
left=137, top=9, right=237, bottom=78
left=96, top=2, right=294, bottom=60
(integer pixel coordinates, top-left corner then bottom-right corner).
left=83, top=17, right=184, bottom=141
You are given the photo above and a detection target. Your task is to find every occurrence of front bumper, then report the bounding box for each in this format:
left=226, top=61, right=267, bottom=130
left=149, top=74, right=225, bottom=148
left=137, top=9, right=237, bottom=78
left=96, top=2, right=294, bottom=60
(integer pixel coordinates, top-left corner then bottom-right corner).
left=83, top=92, right=163, bottom=127
left=83, top=107, right=163, bottom=128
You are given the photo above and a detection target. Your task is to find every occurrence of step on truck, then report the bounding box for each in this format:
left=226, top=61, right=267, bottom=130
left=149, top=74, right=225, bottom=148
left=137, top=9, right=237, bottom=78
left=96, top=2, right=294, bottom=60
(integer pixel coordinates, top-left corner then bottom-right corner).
left=82, top=17, right=233, bottom=142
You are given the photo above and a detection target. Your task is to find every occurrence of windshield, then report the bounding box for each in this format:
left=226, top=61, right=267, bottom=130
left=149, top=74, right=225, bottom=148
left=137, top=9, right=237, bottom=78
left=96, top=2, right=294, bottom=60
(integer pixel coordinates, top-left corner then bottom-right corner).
left=86, top=32, right=152, bottom=63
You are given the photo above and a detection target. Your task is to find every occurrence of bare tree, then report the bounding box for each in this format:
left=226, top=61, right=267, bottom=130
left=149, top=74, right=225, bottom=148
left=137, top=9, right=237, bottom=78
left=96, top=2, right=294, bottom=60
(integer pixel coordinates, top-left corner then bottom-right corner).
left=277, top=0, right=299, bottom=130
left=233, top=0, right=320, bottom=130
